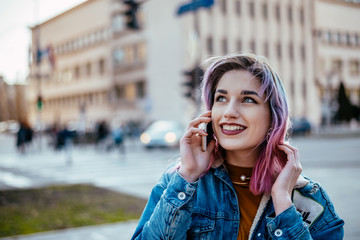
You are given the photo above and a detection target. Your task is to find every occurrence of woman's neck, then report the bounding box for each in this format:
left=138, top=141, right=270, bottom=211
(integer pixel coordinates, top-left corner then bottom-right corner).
left=225, top=149, right=259, bottom=167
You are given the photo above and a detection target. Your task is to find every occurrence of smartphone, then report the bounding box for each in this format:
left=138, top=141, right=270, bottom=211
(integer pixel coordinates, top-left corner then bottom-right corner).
left=200, top=122, right=213, bottom=152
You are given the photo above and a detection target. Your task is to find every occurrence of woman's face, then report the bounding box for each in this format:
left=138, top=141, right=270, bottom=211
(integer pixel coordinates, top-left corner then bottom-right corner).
left=211, top=70, right=271, bottom=153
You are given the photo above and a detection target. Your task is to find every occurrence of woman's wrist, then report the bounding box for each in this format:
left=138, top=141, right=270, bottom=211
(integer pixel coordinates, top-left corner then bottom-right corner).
left=178, top=167, right=200, bottom=183
left=271, top=191, right=292, bottom=216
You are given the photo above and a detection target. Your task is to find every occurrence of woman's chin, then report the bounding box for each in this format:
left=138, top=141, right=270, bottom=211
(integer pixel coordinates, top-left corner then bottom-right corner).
left=218, top=141, right=243, bottom=151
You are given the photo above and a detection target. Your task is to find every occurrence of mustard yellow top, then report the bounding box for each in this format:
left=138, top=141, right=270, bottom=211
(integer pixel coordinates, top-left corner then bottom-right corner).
left=225, top=163, right=262, bottom=240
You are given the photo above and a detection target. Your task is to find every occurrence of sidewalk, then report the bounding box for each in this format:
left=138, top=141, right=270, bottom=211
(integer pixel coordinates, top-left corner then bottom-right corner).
left=1, top=125, right=359, bottom=240
left=0, top=135, right=149, bottom=240
left=0, top=220, right=139, bottom=240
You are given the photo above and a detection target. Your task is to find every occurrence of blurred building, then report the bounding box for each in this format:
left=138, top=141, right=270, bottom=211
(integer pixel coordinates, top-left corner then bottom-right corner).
left=27, top=0, right=360, bottom=129
left=0, top=76, right=27, bottom=123
left=314, top=0, right=360, bottom=124
left=28, top=0, right=186, bottom=130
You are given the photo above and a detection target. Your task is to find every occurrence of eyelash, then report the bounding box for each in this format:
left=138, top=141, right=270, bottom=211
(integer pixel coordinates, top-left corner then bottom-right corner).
left=215, top=95, right=257, bottom=104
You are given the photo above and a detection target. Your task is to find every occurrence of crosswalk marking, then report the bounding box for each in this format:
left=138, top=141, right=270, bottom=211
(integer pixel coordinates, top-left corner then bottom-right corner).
left=0, top=146, right=181, bottom=198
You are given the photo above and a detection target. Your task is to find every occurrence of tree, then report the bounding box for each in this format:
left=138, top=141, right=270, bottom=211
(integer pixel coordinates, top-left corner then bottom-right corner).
left=335, top=82, right=354, bottom=122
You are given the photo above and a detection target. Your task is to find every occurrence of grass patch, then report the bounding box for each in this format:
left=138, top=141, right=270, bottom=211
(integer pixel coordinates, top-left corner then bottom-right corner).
left=0, top=184, right=147, bottom=237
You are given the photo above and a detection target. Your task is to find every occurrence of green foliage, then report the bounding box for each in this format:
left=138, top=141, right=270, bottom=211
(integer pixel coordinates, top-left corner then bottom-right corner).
left=0, top=184, right=147, bottom=237
left=336, top=82, right=354, bottom=122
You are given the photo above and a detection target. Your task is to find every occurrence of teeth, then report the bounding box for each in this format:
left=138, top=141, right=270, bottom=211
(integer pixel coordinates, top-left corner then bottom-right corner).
left=222, top=125, right=245, bottom=131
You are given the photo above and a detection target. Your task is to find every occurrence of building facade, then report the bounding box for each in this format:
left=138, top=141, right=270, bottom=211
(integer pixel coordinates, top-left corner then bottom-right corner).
left=27, top=0, right=360, bottom=131
left=0, top=76, right=27, bottom=124
left=314, top=0, right=360, bottom=124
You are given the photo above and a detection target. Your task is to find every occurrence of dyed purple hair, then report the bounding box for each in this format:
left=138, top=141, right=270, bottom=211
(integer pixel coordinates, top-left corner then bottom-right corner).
left=202, top=53, right=289, bottom=195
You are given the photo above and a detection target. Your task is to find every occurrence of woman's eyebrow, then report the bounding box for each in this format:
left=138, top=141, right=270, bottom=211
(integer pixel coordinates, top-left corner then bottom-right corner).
left=241, top=90, right=259, bottom=97
left=215, top=89, right=260, bottom=97
left=215, top=89, right=227, bottom=94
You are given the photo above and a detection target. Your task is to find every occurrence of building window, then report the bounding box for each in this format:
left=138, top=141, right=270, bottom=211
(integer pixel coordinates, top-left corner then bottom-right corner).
left=355, top=34, right=359, bottom=46
left=86, top=62, right=91, bottom=77
left=136, top=81, right=146, bottom=98
left=90, top=32, right=96, bottom=45
left=207, top=36, right=213, bottom=55
left=125, top=46, right=134, bottom=64
left=138, top=42, right=147, bottom=62
left=222, top=38, right=228, bottom=54
left=276, top=42, right=282, bottom=59
left=96, top=30, right=102, bottom=43
left=332, top=59, right=342, bottom=73
left=275, top=4, right=281, bottom=21
left=264, top=42, right=269, bottom=57
left=289, top=43, right=293, bottom=60
left=236, top=39, right=242, bottom=52
left=302, top=81, right=307, bottom=99
left=221, top=0, right=227, bottom=14
left=126, top=83, right=136, bottom=101
left=61, top=70, right=71, bottom=82
left=349, top=60, right=360, bottom=75
left=346, top=33, right=351, bottom=46
left=249, top=2, right=255, bottom=18
left=326, top=31, right=332, bottom=44
left=336, top=32, right=341, bottom=44
left=88, top=93, right=93, bottom=105
left=235, top=0, right=241, bottom=16
left=134, top=44, right=140, bottom=63
left=262, top=3, right=268, bottom=19
left=113, top=48, right=125, bottom=65
left=290, top=80, right=295, bottom=98
left=101, top=29, right=109, bottom=41
left=288, top=5, right=292, bottom=23
left=116, top=85, right=125, bottom=99
left=78, top=37, right=85, bottom=49
left=84, top=35, right=90, bottom=47
left=99, top=59, right=105, bottom=75
left=250, top=40, right=256, bottom=53
left=301, top=44, right=306, bottom=61
left=74, top=66, right=80, bottom=79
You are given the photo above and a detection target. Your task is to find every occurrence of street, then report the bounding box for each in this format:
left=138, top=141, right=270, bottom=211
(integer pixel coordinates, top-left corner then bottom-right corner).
left=0, top=133, right=359, bottom=239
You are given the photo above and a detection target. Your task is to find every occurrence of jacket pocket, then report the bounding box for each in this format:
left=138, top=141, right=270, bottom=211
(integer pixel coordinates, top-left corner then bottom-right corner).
left=187, top=214, right=215, bottom=240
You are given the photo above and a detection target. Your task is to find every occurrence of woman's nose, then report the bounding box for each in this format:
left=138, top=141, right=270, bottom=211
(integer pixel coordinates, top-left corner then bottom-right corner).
left=224, top=101, right=240, bottom=119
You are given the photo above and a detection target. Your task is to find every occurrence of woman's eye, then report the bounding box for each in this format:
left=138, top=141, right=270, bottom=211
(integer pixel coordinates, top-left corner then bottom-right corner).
left=243, top=97, right=256, bottom=103
left=216, top=96, right=227, bottom=102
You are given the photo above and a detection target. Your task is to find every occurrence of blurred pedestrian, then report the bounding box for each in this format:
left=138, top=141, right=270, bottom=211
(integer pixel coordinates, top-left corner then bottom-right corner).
left=16, top=120, right=33, bottom=154
left=109, top=123, right=126, bottom=155
left=95, top=120, right=109, bottom=150
left=132, top=53, right=344, bottom=239
left=55, top=124, right=74, bottom=165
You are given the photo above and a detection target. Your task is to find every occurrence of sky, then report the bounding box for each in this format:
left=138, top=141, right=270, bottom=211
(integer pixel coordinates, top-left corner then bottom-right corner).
left=0, top=0, right=86, bottom=84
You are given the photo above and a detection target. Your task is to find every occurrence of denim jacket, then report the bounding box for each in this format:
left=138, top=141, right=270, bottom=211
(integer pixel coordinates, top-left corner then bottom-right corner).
left=132, top=164, right=344, bottom=240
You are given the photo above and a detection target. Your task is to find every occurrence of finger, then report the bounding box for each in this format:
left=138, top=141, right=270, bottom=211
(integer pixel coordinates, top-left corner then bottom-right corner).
left=278, top=145, right=295, bottom=162
left=197, top=110, right=211, bottom=117
left=188, top=117, right=212, bottom=129
left=182, top=127, right=208, bottom=139
left=206, top=139, right=216, bottom=153
left=281, top=144, right=300, bottom=164
left=278, top=145, right=302, bottom=172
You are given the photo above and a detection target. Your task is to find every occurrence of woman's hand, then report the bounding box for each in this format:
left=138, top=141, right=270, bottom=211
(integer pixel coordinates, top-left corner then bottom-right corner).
left=271, top=143, right=302, bottom=216
left=178, top=111, right=216, bottom=183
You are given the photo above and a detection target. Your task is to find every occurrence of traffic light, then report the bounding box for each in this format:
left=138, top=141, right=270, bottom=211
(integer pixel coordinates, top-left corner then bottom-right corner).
left=182, top=66, right=203, bottom=101
left=36, top=95, right=44, bottom=111
left=124, top=0, right=139, bottom=30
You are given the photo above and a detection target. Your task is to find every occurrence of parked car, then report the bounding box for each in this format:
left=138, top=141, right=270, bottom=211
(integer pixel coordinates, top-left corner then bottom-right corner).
left=290, top=117, right=311, bottom=136
left=140, top=120, right=184, bottom=148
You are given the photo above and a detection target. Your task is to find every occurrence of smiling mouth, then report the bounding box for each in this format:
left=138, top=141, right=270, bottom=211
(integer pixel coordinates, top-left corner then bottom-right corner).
left=221, top=124, right=246, bottom=135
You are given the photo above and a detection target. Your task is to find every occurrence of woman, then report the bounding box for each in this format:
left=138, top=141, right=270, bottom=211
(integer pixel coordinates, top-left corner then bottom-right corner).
left=132, top=53, right=344, bottom=239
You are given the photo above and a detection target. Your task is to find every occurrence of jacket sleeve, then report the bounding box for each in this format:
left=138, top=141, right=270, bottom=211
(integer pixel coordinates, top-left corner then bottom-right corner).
left=266, top=205, right=314, bottom=239
left=131, top=170, right=198, bottom=240
left=265, top=203, right=344, bottom=240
